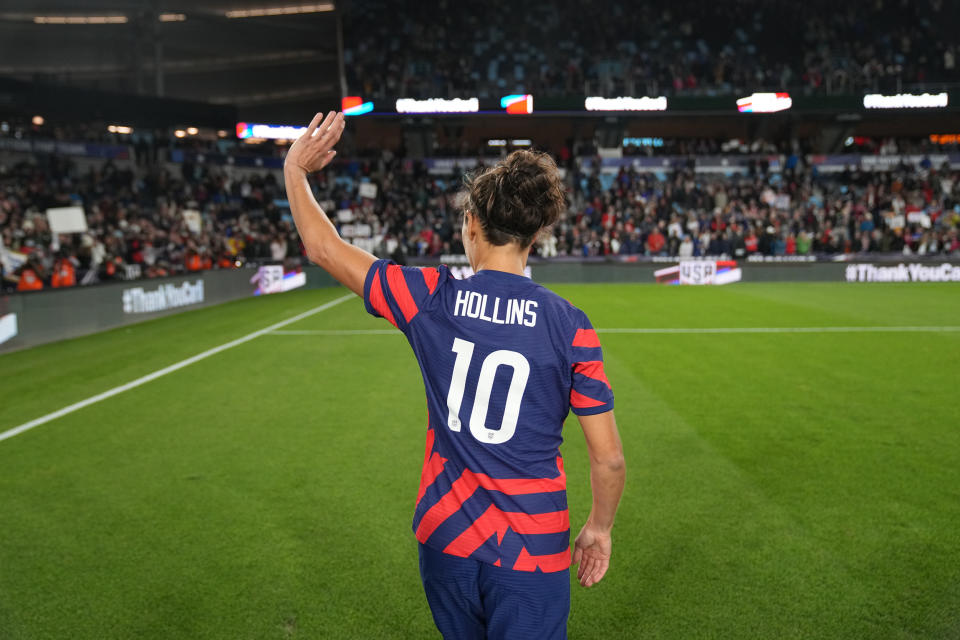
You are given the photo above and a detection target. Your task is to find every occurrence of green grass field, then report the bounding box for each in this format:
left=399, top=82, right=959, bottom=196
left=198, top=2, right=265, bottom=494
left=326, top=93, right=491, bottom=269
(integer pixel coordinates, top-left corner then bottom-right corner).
left=2, top=282, right=959, bottom=639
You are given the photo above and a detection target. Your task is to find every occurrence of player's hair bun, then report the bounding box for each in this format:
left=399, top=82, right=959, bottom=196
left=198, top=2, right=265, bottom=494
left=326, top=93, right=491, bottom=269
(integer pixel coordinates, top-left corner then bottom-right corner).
left=462, top=150, right=566, bottom=247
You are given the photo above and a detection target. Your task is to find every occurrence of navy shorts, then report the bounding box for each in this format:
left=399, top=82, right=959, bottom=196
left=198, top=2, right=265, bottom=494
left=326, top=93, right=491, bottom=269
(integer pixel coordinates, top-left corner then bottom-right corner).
left=418, top=543, right=570, bottom=639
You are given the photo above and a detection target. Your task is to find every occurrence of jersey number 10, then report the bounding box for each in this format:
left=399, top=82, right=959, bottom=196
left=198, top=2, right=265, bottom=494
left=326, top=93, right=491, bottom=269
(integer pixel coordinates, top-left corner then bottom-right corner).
left=446, top=337, right=530, bottom=444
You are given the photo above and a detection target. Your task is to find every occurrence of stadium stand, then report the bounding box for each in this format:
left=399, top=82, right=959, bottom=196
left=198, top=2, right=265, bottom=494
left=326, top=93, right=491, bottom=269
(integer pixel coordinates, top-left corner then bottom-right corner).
left=344, top=0, right=959, bottom=99
left=2, top=0, right=960, bottom=292
left=3, top=141, right=959, bottom=291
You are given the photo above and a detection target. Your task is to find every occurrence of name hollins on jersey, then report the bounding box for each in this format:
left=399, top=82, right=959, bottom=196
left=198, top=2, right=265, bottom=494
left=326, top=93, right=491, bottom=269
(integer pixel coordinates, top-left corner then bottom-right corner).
left=452, top=289, right=538, bottom=327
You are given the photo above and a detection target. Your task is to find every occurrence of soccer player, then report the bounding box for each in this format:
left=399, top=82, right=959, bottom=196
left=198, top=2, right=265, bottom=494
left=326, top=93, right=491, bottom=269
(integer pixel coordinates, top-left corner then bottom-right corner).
left=284, top=111, right=625, bottom=639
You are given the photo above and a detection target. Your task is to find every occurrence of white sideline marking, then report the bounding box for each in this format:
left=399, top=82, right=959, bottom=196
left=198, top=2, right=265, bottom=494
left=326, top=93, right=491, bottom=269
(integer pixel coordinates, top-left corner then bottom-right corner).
left=0, top=294, right=354, bottom=444
left=265, top=326, right=960, bottom=337
left=269, top=329, right=398, bottom=335
left=596, top=326, right=960, bottom=334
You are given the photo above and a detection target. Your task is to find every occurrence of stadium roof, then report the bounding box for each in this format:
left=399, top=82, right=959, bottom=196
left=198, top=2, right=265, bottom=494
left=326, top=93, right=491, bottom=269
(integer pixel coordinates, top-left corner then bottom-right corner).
left=0, top=1, right=342, bottom=122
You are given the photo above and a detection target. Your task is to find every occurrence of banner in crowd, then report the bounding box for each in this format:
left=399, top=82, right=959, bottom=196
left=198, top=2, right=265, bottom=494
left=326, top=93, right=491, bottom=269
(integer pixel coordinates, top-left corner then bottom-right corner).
left=46, top=206, right=88, bottom=234
left=655, top=260, right=743, bottom=285
left=358, top=182, right=378, bottom=199
left=182, top=209, right=203, bottom=234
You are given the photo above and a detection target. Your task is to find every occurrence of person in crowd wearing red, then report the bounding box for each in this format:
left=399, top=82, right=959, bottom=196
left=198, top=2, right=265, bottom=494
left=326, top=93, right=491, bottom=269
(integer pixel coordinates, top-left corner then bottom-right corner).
left=785, top=234, right=797, bottom=256
left=645, top=226, right=666, bottom=256
left=51, top=254, right=77, bottom=288
left=16, top=257, right=44, bottom=292
left=185, top=249, right=203, bottom=272
left=744, top=228, right=759, bottom=254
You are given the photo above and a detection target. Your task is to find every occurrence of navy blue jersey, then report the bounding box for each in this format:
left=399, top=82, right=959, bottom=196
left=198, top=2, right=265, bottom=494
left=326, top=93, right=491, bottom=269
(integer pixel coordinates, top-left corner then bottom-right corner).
left=364, top=260, right=614, bottom=572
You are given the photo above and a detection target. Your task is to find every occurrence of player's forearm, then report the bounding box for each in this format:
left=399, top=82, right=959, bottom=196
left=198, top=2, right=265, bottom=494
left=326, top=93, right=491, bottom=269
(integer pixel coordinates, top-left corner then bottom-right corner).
left=282, top=164, right=375, bottom=295
left=283, top=165, right=341, bottom=265
left=587, top=453, right=625, bottom=531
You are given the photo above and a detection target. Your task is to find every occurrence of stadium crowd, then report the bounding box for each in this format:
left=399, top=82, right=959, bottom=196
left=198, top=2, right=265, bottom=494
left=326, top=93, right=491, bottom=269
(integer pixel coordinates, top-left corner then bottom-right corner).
left=3, top=147, right=959, bottom=291
left=0, top=155, right=297, bottom=291
left=344, top=0, right=958, bottom=99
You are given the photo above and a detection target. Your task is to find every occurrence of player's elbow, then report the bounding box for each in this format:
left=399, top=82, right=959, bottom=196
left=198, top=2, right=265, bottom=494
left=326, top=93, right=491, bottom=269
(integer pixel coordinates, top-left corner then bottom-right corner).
left=305, top=242, right=329, bottom=268
left=593, top=452, right=625, bottom=474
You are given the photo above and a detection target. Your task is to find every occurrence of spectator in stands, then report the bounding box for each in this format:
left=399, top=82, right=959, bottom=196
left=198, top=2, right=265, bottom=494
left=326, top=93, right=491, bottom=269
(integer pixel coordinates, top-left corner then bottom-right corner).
left=344, top=0, right=958, bottom=100
left=16, top=256, right=44, bottom=292
left=50, top=253, right=77, bottom=288
left=4, top=130, right=960, bottom=290
left=270, top=236, right=288, bottom=262
left=645, top=225, right=666, bottom=256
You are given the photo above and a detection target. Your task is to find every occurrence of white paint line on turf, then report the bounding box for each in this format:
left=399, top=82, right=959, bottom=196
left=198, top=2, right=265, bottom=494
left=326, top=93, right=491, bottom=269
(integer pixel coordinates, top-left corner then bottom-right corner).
left=0, top=293, right=355, bottom=445
left=269, top=329, right=399, bottom=335
left=595, top=326, right=960, bottom=334
left=265, top=326, right=960, bottom=337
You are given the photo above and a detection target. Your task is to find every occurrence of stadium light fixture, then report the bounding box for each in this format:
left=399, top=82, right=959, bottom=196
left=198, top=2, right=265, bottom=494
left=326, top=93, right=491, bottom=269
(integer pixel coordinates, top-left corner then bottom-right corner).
left=159, top=13, right=186, bottom=22
left=174, top=130, right=187, bottom=138
left=107, top=125, right=133, bottom=134
left=186, top=127, right=199, bottom=135
left=511, top=139, right=532, bottom=146
left=34, top=15, right=128, bottom=24
left=31, top=115, right=44, bottom=126
left=487, top=139, right=507, bottom=147
left=225, top=3, right=334, bottom=18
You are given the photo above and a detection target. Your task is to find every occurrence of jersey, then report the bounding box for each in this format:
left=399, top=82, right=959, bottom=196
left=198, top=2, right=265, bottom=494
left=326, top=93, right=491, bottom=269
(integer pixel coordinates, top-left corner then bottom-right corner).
left=363, top=259, right=614, bottom=573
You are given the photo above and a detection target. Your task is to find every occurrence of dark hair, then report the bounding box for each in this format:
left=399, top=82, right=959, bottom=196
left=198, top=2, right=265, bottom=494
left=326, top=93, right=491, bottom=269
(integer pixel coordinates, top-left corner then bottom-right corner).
left=461, top=150, right=565, bottom=247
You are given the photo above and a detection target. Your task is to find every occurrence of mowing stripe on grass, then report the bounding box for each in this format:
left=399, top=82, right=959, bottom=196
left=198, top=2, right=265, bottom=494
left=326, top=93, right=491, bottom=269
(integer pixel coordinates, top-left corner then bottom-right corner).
left=266, top=326, right=960, bottom=337
left=0, top=293, right=355, bottom=444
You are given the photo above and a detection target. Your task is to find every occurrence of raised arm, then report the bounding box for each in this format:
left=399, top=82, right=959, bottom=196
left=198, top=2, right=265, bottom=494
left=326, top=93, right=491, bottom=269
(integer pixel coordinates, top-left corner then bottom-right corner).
left=283, top=110, right=375, bottom=296
left=571, top=409, right=625, bottom=587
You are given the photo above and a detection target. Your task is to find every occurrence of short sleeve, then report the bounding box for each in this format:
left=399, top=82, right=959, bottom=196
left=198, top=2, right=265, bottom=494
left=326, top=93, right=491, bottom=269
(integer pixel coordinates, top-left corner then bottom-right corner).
left=568, top=311, right=615, bottom=416
left=363, top=259, right=445, bottom=332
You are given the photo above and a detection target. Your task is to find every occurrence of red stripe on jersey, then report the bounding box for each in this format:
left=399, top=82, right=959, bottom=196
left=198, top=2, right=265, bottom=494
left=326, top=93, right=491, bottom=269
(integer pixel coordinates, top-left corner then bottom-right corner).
left=570, top=389, right=606, bottom=409
left=505, top=508, right=570, bottom=535
left=573, top=360, right=611, bottom=389
left=415, top=472, right=480, bottom=542
left=421, top=428, right=435, bottom=467
left=417, top=456, right=565, bottom=503
left=512, top=546, right=571, bottom=573
left=572, top=328, right=601, bottom=348
left=493, top=558, right=501, bottom=567
left=443, top=504, right=510, bottom=558
left=443, top=504, right=570, bottom=559
left=467, top=467, right=565, bottom=496
left=386, top=264, right=419, bottom=322
left=368, top=270, right=397, bottom=328
left=421, top=267, right=440, bottom=294
left=417, top=451, right=448, bottom=506
left=415, top=457, right=568, bottom=547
